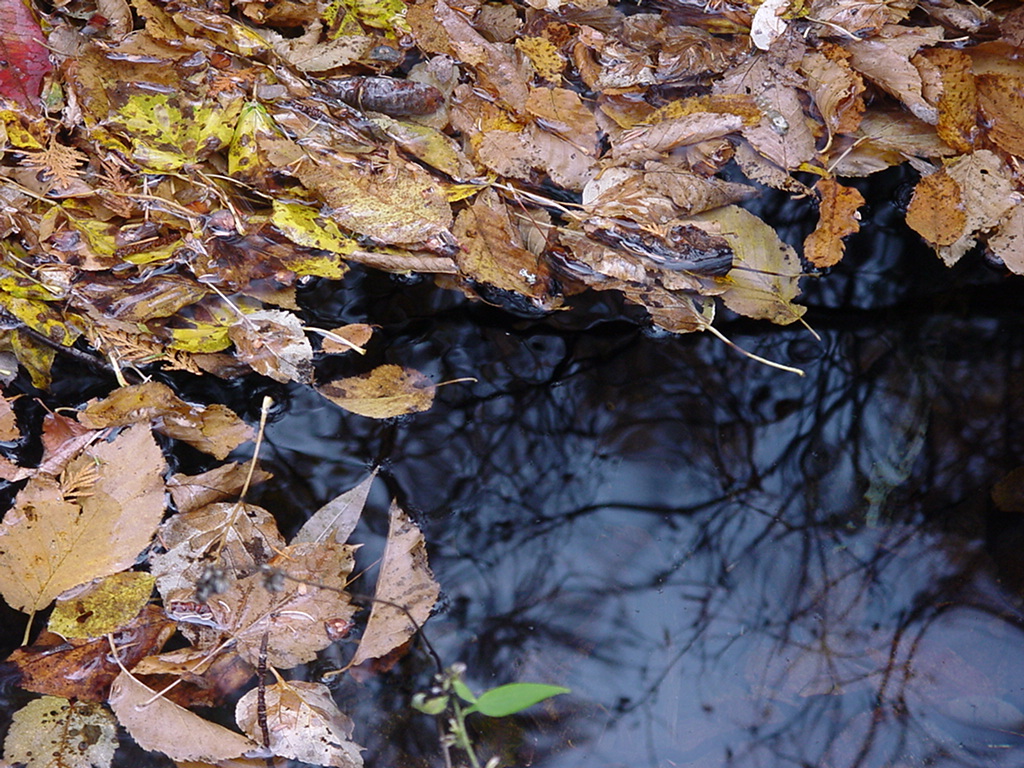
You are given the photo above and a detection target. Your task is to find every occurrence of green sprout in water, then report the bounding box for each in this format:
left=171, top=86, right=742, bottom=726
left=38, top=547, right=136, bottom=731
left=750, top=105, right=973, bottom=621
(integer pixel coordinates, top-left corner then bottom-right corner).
left=413, top=664, right=570, bottom=768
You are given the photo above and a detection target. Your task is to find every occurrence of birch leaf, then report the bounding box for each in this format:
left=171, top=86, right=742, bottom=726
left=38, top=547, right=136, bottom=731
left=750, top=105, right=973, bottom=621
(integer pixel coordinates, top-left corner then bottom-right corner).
left=108, top=672, right=257, bottom=762
left=4, top=696, right=117, bottom=768
left=48, top=572, right=156, bottom=639
left=804, top=179, right=865, bottom=268
left=351, top=501, right=439, bottom=666
left=0, top=424, right=165, bottom=613
left=236, top=680, right=363, bottom=767
left=294, top=470, right=377, bottom=545
left=317, top=365, right=435, bottom=419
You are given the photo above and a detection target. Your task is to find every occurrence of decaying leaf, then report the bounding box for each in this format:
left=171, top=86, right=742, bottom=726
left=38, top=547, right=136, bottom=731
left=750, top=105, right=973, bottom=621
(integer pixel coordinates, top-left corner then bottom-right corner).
left=108, top=671, right=258, bottom=762
left=0, top=424, right=165, bottom=613
left=8, top=606, right=175, bottom=701
left=48, top=572, right=156, bottom=639
left=804, top=179, right=865, bottom=268
left=906, top=168, right=966, bottom=247
left=236, top=680, right=363, bottom=767
left=321, top=324, right=375, bottom=355
left=294, top=470, right=377, bottom=545
left=0, top=395, right=18, bottom=442
left=4, top=696, right=117, bottom=768
left=167, top=463, right=273, bottom=514
left=317, top=365, right=436, bottom=419
left=228, top=310, right=314, bottom=384
left=351, top=501, right=440, bottom=666
left=79, top=382, right=253, bottom=460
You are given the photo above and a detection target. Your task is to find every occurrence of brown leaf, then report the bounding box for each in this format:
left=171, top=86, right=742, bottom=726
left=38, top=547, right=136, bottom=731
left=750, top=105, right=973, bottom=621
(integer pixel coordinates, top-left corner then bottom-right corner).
left=987, top=205, right=1024, bottom=276
left=201, top=540, right=358, bottom=669
left=236, top=680, right=363, bottom=767
left=8, top=605, right=175, bottom=701
left=293, top=471, right=377, bottom=546
left=906, top=169, right=965, bottom=247
left=800, top=43, right=865, bottom=136
left=938, top=150, right=1019, bottom=265
left=108, top=671, right=258, bottom=762
left=0, top=424, right=165, bottom=613
left=976, top=73, right=1024, bottom=157
left=0, top=394, right=19, bottom=442
left=130, top=648, right=255, bottom=708
left=351, top=501, right=439, bottom=666
left=920, top=47, right=977, bottom=153
left=321, top=324, right=375, bottom=355
left=167, top=463, right=274, bottom=514
left=228, top=310, right=313, bottom=384
left=803, top=179, right=865, bottom=268
left=79, top=382, right=253, bottom=460
left=317, top=365, right=436, bottom=419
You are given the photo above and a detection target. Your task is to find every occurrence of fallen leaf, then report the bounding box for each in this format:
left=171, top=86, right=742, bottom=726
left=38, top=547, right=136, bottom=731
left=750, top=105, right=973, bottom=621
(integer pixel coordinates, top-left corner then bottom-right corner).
left=294, top=471, right=377, bottom=545
left=920, top=47, right=977, bottom=153
left=130, top=647, right=254, bottom=708
left=228, top=310, right=314, bottom=384
left=79, top=382, right=253, bottom=460
left=0, top=395, right=18, bottom=441
left=48, top=572, right=156, bottom=639
left=108, top=671, right=258, bottom=762
left=167, top=463, right=274, bottom=514
left=236, top=680, right=363, bottom=767
left=4, top=696, right=117, bottom=768
left=0, top=0, right=52, bottom=108
left=976, top=73, right=1024, bottom=157
left=0, top=424, right=166, bottom=613
left=987, top=204, right=1024, bottom=276
left=317, top=365, right=436, bottom=419
left=906, top=169, right=966, bottom=247
left=8, top=606, right=175, bottom=701
left=938, top=150, right=1020, bottom=265
left=351, top=501, right=439, bottom=666
left=321, top=324, right=374, bottom=355
left=804, top=179, right=865, bottom=268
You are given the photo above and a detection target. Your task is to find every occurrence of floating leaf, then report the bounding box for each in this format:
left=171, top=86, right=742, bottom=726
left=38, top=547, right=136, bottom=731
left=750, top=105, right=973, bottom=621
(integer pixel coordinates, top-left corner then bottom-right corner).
left=351, top=500, right=439, bottom=665
left=294, top=470, right=377, bottom=545
left=0, top=424, right=166, bottom=613
left=804, top=178, right=865, bottom=268
left=317, top=365, right=435, bottom=418
left=321, top=324, right=374, bottom=355
left=4, top=696, right=117, bottom=768
left=906, top=169, right=966, bottom=247
left=228, top=310, right=314, bottom=384
left=108, top=671, right=257, bottom=762
left=48, top=572, right=156, bottom=639
left=236, top=680, right=363, bottom=767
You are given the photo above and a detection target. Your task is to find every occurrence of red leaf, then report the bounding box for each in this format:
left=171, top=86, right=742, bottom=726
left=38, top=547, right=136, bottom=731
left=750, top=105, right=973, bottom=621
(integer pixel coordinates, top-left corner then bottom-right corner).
left=0, top=0, right=52, bottom=107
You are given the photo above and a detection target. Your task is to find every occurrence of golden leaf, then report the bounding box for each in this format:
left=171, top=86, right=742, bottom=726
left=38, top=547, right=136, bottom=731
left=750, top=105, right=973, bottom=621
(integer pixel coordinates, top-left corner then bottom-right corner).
left=317, top=364, right=436, bottom=418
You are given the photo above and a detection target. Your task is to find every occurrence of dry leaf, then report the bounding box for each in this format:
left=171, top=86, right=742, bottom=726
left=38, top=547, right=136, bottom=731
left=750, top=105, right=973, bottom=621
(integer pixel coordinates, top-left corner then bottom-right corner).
left=4, top=696, right=117, bottom=768
left=317, top=365, right=436, bottom=419
left=988, top=205, right=1024, bottom=275
left=294, top=471, right=377, bottom=545
left=804, top=179, right=865, bottom=268
left=108, top=671, right=258, bottom=762
left=228, top=310, right=314, bottom=384
left=0, top=395, right=18, bottom=442
left=0, top=424, right=165, bottom=613
left=977, top=73, right=1024, bottom=157
left=236, top=680, right=363, bottom=767
left=920, top=47, right=977, bottom=153
left=351, top=501, right=439, bottom=666
left=938, top=150, right=1020, bottom=265
left=48, top=572, right=156, bottom=639
left=906, top=169, right=965, bottom=247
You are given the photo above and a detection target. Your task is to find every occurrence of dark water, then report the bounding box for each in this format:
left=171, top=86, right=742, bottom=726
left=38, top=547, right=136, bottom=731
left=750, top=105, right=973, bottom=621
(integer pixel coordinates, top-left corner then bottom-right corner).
left=4, top=172, right=1024, bottom=768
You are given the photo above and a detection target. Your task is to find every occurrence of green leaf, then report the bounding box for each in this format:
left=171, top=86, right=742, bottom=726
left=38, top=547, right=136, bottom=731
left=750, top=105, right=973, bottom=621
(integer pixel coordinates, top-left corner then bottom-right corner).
left=452, top=678, right=477, bottom=704
left=464, top=683, right=570, bottom=717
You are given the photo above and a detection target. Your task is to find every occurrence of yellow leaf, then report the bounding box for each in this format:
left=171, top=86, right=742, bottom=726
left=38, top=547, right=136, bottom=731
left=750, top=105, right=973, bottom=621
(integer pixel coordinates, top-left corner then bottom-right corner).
left=317, top=364, right=435, bottom=418
left=47, top=572, right=156, bottom=639
left=803, top=178, right=865, bottom=268
left=169, top=322, right=233, bottom=353
left=272, top=201, right=358, bottom=268
left=0, top=424, right=166, bottom=613
left=6, top=696, right=117, bottom=768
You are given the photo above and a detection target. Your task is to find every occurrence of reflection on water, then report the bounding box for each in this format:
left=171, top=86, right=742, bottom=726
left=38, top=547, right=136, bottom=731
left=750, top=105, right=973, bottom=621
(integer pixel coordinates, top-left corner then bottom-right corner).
left=248, top=218, right=1024, bottom=768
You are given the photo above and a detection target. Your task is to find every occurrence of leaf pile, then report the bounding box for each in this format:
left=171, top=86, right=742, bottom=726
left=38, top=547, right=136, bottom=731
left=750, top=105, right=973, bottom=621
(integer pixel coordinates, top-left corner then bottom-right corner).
left=0, top=386, right=439, bottom=768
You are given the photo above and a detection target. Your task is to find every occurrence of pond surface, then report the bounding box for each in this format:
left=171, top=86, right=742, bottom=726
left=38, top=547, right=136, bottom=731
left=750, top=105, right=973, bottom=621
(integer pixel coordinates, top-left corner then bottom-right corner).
left=4, top=175, right=1024, bottom=768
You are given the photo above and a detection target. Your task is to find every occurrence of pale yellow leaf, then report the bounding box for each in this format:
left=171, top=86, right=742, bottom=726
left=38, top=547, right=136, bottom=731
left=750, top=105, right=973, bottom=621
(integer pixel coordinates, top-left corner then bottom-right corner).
left=0, top=424, right=165, bottom=613
left=236, top=680, right=363, bottom=767
left=352, top=501, right=439, bottom=666
left=4, top=696, right=117, bottom=768
left=108, top=672, right=257, bottom=762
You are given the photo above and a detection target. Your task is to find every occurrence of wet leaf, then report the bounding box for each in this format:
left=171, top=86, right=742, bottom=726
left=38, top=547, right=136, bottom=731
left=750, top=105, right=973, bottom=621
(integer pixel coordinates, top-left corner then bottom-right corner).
left=0, top=0, right=52, bottom=108
left=236, top=680, right=363, bottom=767
left=4, top=696, right=117, bottom=768
left=464, top=683, right=571, bottom=717
left=48, top=572, right=156, bottom=639
left=294, top=470, right=377, bottom=545
left=906, top=169, right=965, bottom=247
left=108, top=671, right=258, bottom=762
left=351, top=500, right=439, bottom=666
left=0, top=424, right=165, bottom=613
left=167, top=463, right=274, bottom=514
left=321, top=324, right=374, bottom=355
left=79, top=382, right=253, bottom=460
left=0, top=394, right=18, bottom=441
left=317, top=365, right=436, bottom=419
left=228, top=310, right=314, bottom=384
left=804, top=179, right=865, bottom=268
left=8, top=606, right=175, bottom=701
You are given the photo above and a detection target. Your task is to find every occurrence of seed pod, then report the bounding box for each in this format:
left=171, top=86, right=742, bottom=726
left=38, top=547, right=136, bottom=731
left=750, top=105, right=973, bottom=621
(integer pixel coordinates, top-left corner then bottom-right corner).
left=323, top=76, right=444, bottom=117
